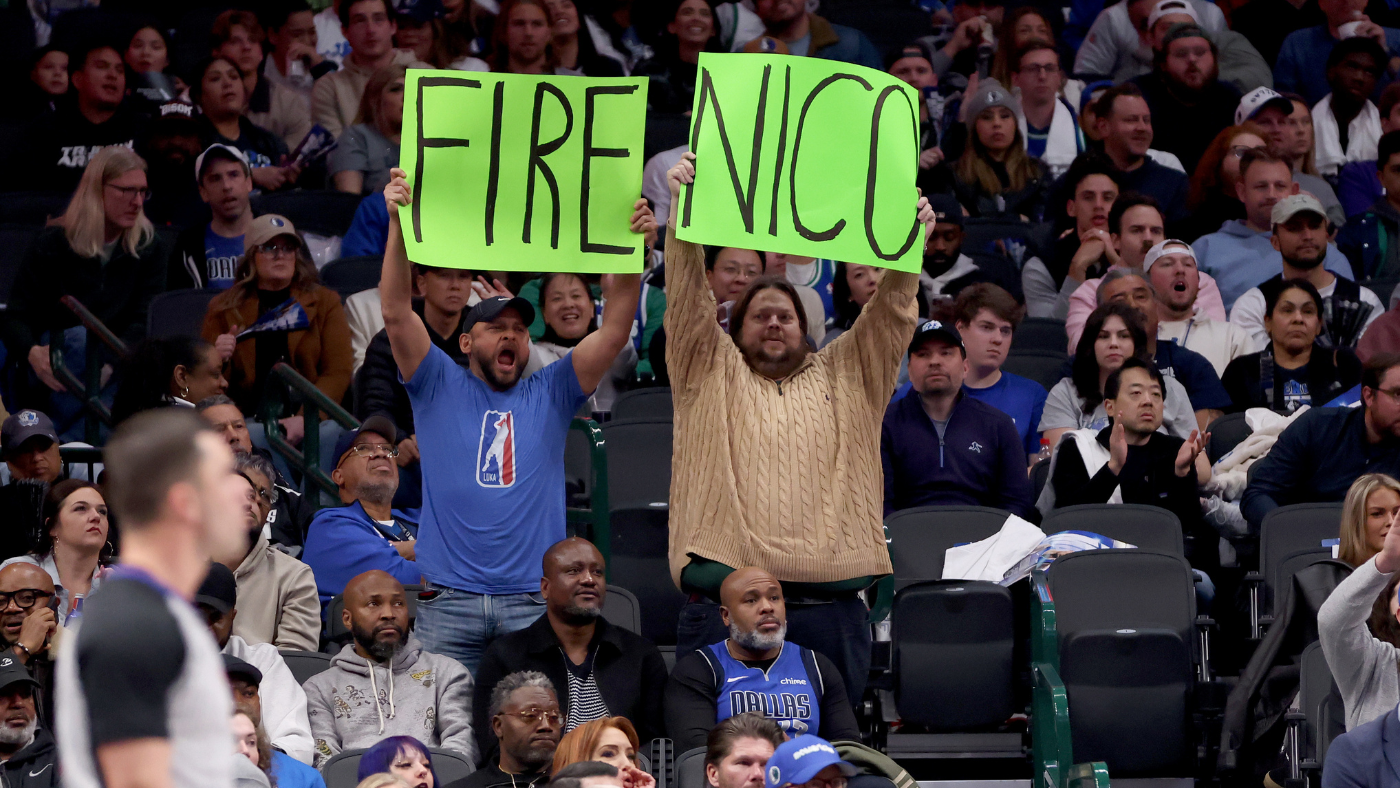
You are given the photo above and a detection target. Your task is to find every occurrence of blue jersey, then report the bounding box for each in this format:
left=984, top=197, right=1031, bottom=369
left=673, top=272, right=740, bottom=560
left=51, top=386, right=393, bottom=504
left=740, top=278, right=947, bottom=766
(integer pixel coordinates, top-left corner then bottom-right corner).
left=707, top=642, right=823, bottom=736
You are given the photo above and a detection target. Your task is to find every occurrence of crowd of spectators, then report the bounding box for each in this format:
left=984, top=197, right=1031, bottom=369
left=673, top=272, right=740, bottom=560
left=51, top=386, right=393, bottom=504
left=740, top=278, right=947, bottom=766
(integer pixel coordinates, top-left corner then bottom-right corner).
left=3, top=0, right=1400, bottom=785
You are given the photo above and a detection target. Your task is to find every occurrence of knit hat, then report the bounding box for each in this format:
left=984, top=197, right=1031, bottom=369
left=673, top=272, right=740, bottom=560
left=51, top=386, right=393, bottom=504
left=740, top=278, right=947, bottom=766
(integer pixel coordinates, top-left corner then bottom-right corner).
left=962, top=78, right=1021, bottom=126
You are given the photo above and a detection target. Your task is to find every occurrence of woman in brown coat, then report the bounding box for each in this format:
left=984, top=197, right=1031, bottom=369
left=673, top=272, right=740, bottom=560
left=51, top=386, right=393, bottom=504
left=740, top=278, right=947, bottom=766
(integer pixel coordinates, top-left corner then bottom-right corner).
left=201, top=214, right=352, bottom=442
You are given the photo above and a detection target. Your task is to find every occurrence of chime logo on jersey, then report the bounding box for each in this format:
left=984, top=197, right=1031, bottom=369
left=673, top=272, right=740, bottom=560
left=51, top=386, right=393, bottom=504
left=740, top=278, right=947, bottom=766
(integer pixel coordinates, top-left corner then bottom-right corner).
left=477, top=410, right=516, bottom=488
left=725, top=690, right=814, bottom=733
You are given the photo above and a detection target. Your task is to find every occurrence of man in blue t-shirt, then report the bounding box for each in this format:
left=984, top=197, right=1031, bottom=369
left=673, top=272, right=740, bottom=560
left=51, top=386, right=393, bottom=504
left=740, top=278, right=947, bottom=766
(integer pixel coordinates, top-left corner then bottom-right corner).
left=171, top=144, right=255, bottom=290
left=379, top=168, right=654, bottom=673
left=952, top=283, right=1049, bottom=460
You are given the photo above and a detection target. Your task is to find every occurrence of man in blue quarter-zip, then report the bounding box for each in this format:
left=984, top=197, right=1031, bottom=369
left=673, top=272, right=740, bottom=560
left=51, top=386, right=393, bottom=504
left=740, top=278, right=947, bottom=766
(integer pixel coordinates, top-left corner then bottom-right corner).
left=882, top=320, right=1034, bottom=518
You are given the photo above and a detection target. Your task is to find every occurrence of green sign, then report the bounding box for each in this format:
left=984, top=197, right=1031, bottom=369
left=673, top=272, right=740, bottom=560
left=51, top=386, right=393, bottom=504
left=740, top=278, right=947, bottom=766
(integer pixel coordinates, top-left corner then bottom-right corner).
left=677, top=54, right=923, bottom=273
left=400, top=69, right=649, bottom=273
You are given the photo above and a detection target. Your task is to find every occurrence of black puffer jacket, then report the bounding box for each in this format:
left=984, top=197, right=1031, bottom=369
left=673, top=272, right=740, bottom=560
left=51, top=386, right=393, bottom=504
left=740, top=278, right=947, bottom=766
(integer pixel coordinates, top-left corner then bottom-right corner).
left=0, top=726, right=59, bottom=788
left=353, top=299, right=467, bottom=437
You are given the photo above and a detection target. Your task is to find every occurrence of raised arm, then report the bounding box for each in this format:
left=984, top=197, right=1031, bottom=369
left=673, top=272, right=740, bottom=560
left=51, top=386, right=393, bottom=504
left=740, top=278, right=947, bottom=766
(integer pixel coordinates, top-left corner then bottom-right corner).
left=661, top=152, right=730, bottom=393
left=572, top=199, right=654, bottom=394
left=381, top=168, right=433, bottom=381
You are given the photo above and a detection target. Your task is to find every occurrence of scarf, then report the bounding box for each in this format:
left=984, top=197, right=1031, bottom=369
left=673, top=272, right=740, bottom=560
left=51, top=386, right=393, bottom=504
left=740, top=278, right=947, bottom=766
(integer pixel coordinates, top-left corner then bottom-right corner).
left=1018, top=96, right=1083, bottom=179
left=1312, top=94, right=1381, bottom=177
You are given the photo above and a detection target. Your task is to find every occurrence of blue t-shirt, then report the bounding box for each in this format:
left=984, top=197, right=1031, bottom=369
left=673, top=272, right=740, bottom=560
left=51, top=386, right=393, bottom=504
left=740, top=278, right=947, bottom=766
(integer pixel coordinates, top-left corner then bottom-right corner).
left=1277, top=364, right=1312, bottom=414
left=709, top=642, right=820, bottom=736
left=204, top=227, right=244, bottom=290
left=1156, top=342, right=1231, bottom=411
left=963, top=371, right=1048, bottom=456
left=402, top=344, right=586, bottom=594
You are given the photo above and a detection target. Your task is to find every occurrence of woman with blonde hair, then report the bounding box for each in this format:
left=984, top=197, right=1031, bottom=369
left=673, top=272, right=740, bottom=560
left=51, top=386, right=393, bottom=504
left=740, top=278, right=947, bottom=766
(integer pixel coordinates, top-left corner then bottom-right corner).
left=552, top=717, right=655, bottom=788
left=1338, top=473, right=1400, bottom=568
left=331, top=64, right=406, bottom=195
left=0, top=145, right=172, bottom=432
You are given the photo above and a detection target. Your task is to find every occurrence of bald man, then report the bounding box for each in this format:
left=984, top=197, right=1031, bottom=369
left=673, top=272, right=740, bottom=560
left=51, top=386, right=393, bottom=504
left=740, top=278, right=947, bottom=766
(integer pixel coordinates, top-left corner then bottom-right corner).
left=472, top=538, right=668, bottom=760
left=0, top=563, right=58, bottom=721
left=301, top=570, right=476, bottom=767
left=663, top=567, right=860, bottom=749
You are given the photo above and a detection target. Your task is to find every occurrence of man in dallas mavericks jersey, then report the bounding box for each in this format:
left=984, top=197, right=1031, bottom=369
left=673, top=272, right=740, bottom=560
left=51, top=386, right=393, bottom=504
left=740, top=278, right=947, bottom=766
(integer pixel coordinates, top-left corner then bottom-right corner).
left=663, top=568, right=861, bottom=749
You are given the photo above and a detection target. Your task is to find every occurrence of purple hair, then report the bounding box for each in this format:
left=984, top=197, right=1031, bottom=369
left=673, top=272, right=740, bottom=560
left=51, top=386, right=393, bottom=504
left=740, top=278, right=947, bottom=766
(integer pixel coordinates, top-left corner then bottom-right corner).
left=357, top=736, right=439, bottom=785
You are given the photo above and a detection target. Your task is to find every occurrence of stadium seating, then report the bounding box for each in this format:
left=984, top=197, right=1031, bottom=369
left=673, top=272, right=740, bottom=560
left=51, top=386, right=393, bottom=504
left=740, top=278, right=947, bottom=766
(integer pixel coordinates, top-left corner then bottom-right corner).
left=675, top=746, right=706, bottom=788
left=0, top=191, right=69, bottom=225
left=1041, top=504, right=1185, bottom=556
left=279, top=649, right=333, bottom=685
left=0, top=223, right=40, bottom=309
left=1283, top=641, right=1344, bottom=784
left=320, top=255, right=383, bottom=302
left=601, top=418, right=673, bottom=507
left=611, top=387, right=674, bottom=422
left=884, top=505, right=1011, bottom=589
left=1012, top=318, right=1072, bottom=354
left=1004, top=350, right=1070, bottom=392
left=601, top=583, right=642, bottom=636
left=1248, top=503, right=1345, bottom=638
left=251, top=190, right=363, bottom=238
left=607, top=505, right=685, bottom=647
left=1205, top=412, right=1252, bottom=465
left=147, top=288, right=219, bottom=339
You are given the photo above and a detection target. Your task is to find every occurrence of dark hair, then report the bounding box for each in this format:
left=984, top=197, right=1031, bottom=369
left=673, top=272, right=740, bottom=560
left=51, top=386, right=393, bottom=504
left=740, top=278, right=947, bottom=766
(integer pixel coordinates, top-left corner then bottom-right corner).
left=829, top=262, right=864, bottom=332
left=1072, top=302, right=1149, bottom=414
left=1327, top=35, right=1387, bottom=74
left=704, top=713, right=785, bottom=769
left=1382, top=83, right=1400, bottom=120
left=1265, top=277, right=1324, bottom=319
left=1379, top=130, right=1400, bottom=172
left=189, top=56, right=244, bottom=105
left=1092, top=82, right=1144, bottom=121
left=1103, top=356, right=1166, bottom=402
left=262, top=0, right=314, bottom=32
left=102, top=409, right=212, bottom=529
left=69, top=39, right=124, bottom=75
left=538, top=272, right=597, bottom=347
left=1107, top=191, right=1161, bottom=236
left=728, top=277, right=809, bottom=340
left=703, top=245, right=764, bottom=273
left=357, top=736, right=439, bottom=785
left=35, top=479, right=108, bottom=558
left=953, top=282, right=1023, bottom=328
left=112, top=337, right=218, bottom=426
left=654, top=0, right=722, bottom=63
left=211, top=9, right=265, bottom=48
left=553, top=762, right=620, bottom=781
left=1362, top=352, right=1400, bottom=392
left=1013, top=39, right=1058, bottom=72
left=339, top=0, right=394, bottom=30
left=1238, top=147, right=1291, bottom=183
left=1065, top=151, right=1121, bottom=194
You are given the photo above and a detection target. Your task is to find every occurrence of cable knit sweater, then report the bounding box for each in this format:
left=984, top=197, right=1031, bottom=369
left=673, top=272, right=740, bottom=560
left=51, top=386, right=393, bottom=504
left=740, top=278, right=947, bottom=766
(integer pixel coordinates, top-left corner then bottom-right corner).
left=663, top=230, right=918, bottom=586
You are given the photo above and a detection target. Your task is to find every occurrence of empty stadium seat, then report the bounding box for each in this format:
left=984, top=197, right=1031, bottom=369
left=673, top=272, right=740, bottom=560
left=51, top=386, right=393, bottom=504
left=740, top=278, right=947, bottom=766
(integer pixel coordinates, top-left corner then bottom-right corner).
left=602, top=583, right=642, bottom=636
left=279, top=650, right=333, bottom=685
left=602, top=418, right=673, bottom=507
left=1041, top=504, right=1185, bottom=556
left=1249, top=503, right=1345, bottom=637
left=147, top=289, right=220, bottom=339
left=251, top=190, right=363, bottom=237
left=608, top=505, right=686, bottom=647
left=1205, top=412, right=1252, bottom=464
left=675, top=747, right=706, bottom=788
left=611, top=387, right=673, bottom=422
left=0, top=223, right=41, bottom=309
left=1284, top=641, right=1344, bottom=783
left=1043, top=549, right=1201, bottom=777
left=885, top=505, right=1011, bottom=589
left=1012, top=318, right=1071, bottom=354
left=0, top=192, right=69, bottom=225
left=1004, top=350, right=1069, bottom=392
left=320, top=255, right=382, bottom=302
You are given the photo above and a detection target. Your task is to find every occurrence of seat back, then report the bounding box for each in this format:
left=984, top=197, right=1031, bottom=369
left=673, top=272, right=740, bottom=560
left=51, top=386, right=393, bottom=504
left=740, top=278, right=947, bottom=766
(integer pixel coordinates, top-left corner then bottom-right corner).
left=676, top=747, right=707, bottom=788
left=1041, top=504, right=1185, bottom=556
left=0, top=192, right=70, bottom=225
left=565, top=426, right=593, bottom=509
left=251, top=190, right=364, bottom=237
left=1012, top=318, right=1070, bottom=354
left=602, top=418, right=673, bottom=507
left=1003, top=350, right=1068, bottom=391
left=885, top=506, right=1011, bottom=590
left=1205, top=412, right=1252, bottom=464
left=892, top=580, right=1016, bottom=729
left=611, top=388, right=674, bottom=422
left=602, top=584, right=643, bottom=635
left=278, top=650, right=333, bottom=685
left=1046, top=549, right=1196, bottom=645
left=321, top=255, right=383, bottom=301
left=320, top=748, right=368, bottom=788
left=0, top=223, right=41, bottom=308
left=609, top=506, right=686, bottom=646
left=429, top=749, right=476, bottom=785
left=147, top=289, right=220, bottom=339
left=1260, top=504, right=1344, bottom=615
left=1299, top=641, right=1342, bottom=769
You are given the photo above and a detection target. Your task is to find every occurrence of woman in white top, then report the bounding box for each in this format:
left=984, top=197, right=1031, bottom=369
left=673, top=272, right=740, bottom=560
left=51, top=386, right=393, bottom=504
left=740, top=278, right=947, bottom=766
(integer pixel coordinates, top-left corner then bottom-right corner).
left=1039, top=301, right=1197, bottom=448
left=2, top=479, right=111, bottom=624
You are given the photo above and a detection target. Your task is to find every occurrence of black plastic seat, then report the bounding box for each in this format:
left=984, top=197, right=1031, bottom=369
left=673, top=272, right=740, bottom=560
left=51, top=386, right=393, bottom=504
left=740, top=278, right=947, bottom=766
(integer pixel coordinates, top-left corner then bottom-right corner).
left=675, top=747, right=707, bottom=788
left=602, top=583, right=642, bottom=636
left=251, top=190, right=364, bottom=237
left=1287, top=640, right=1344, bottom=781
left=1012, top=318, right=1070, bottom=354
left=1252, top=503, right=1345, bottom=636
left=1206, top=412, right=1252, bottom=464
left=320, top=255, right=382, bottom=302
left=609, top=505, right=685, bottom=647
left=1041, top=504, right=1185, bottom=556
left=602, top=418, right=673, bottom=508
left=278, top=649, right=333, bottom=685
left=885, top=505, right=1011, bottom=590
left=147, top=288, right=220, bottom=339
left=1003, top=350, right=1069, bottom=392
left=0, top=223, right=40, bottom=309
left=0, top=192, right=69, bottom=225
left=611, top=387, right=674, bottom=422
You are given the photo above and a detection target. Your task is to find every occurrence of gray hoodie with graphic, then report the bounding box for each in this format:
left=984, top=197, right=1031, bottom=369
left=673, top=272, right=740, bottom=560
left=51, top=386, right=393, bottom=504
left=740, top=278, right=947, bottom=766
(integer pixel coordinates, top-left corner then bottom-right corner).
left=303, top=635, right=477, bottom=768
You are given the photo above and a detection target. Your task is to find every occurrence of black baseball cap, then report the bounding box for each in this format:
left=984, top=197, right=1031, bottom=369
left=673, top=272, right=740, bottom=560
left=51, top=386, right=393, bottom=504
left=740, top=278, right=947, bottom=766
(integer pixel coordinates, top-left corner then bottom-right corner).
left=0, top=655, right=39, bottom=694
left=1, top=410, right=59, bottom=458
left=223, top=654, right=263, bottom=686
left=908, top=318, right=966, bottom=355
left=332, top=414, right=399, bottom=466
left=926, top=194, right=965, bottom=228
left=195, top=562, right=238, bottom=615
left=462, top=295, right=536, bottom=333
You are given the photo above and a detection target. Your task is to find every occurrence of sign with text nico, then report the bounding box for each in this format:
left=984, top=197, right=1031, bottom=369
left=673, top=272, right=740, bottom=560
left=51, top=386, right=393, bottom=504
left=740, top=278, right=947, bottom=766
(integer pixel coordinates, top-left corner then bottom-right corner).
left=677, top=54, right=923, bottom=273
left=401, top=69, right=649, bottom=273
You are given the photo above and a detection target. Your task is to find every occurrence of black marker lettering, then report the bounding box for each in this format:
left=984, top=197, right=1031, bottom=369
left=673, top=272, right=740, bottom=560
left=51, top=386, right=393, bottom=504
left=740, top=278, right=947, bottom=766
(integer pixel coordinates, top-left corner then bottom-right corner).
left=524, top=82, right=573, bottom=248
left=580, top=84, right=639, bottom=255
left=789, top=74, right=871, bottom=242
left=412, top=77, right=481, bottom=243
left=683, top=66, right=772, bottom=233
left=485, top=80, right=505, bottom=245
left=864, top=85, right=921, bottom=261
left=768, top=65, right=792, bottom=237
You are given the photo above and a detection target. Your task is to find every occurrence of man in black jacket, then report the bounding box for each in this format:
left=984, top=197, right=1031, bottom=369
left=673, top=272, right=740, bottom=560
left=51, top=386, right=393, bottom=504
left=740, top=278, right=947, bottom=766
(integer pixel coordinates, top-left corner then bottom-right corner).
left=0, top=656, right=58, bottom=787
left=354, top=264, right=474, bottom=508
left=472, top=538, right=667, bottom=762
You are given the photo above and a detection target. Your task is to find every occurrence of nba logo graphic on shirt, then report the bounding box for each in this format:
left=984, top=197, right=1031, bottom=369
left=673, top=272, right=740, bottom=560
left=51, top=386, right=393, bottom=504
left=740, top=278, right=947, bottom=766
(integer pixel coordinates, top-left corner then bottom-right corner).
left=477, top=411, right=517, bottom=488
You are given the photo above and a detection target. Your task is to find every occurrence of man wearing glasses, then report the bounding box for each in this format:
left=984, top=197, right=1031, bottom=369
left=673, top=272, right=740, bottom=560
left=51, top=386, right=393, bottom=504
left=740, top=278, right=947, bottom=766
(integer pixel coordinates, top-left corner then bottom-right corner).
left=0, top=564, right=57, bottom=719
left=303, top=570, right=475, bottom=766
left=460, top=671, right=561, bottom=788
left=302, top=415, right=421, bottom=607
left=1244, top=353, right=1400, bottom=529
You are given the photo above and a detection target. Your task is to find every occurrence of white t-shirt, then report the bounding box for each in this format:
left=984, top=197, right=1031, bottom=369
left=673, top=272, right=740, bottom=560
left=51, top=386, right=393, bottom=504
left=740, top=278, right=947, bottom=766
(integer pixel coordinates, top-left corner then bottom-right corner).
left=1158, top=313, right=1255, bottom=377
left=314, top=8, right=349, bottom=67
left=1229, top=278, right=1384, bottom=352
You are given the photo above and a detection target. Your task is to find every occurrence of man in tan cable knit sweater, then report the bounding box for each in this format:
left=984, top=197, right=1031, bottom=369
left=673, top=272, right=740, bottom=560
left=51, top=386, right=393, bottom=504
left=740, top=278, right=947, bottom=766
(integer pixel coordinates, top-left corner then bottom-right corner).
left=662, top=152, right=936, bottom=705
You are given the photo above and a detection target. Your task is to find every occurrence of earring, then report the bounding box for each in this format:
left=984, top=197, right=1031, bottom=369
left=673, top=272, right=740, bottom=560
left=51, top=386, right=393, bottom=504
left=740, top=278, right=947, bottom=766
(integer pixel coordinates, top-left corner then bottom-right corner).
left=182, top=385, right=190, bottom=398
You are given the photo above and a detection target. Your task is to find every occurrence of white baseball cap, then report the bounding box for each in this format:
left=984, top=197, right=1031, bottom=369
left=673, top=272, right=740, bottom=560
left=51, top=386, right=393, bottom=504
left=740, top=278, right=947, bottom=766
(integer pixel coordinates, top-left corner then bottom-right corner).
left=1235, top=87, right=1296, bottom=126
left=194, top=143, right=251, bottom=182
left=1142, top=239, right=1197, bottom=272
left=1147, top=0, right=1200, bottom=31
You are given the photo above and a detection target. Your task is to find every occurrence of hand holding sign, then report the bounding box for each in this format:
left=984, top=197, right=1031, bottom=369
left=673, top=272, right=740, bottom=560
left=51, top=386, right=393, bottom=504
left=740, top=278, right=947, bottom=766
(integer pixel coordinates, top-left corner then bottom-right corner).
left=666, top=152, right=696, bottom=228
left=630, top=198, right=658, bottom=251
left=385, top=167, right=412, bottom=218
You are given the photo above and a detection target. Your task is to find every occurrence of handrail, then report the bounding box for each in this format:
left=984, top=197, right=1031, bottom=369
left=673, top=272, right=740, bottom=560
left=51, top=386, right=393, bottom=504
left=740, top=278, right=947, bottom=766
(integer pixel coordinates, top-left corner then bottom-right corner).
left=567, top=418, right=611, bottom=566
left=260, top=362, right=360, bottom=504
left=50, top=296, right=132, bottom=443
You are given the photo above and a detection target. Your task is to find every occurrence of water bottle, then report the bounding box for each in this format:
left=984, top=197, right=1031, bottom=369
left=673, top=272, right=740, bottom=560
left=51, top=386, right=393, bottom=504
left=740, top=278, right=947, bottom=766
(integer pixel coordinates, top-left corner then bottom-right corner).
left=1034, top=437, right=1052, bottom=464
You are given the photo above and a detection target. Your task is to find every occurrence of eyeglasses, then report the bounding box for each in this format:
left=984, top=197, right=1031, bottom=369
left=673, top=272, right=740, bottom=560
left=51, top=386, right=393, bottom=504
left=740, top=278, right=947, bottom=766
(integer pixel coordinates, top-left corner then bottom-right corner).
left=1018, top=63, right=1059, bottom=75
left=1373, top=387, right=1400, bottom=402
left=801, top=778, right=847, bottom=788
left=0, top=589, right=54, bottom=610
left=105, top=183, right=152, bottom=202
left=1230, top=144, right=1267, bottom=159
left=349, top=443, right=400, bottom=460
left=256, top=242, right=298, bottom=257
left=500, top=708, right=563, bottom=726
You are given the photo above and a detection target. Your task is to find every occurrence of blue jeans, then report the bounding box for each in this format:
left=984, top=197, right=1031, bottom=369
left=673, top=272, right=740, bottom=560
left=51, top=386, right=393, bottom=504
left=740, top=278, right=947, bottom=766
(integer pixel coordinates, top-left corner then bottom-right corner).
left=414, top=587, right=546, bottom=675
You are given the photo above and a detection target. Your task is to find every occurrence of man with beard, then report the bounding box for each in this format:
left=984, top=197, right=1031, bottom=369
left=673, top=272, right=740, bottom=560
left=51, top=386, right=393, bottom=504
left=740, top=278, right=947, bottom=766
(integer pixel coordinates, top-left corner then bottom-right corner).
left=0, top=657, right=58, bottom=787
left=881, top=321, right=1034, bottom=517
left=1130, top=23, right=1240, bottom=174
left=1148, top=240, right=1253, bottom=376
left=459, top=672, right=561, bottom=788
left=660, top=153, right=936, bottom=708
left=472, top=538, right=667, bottom=762
left=302, top=415, right=420, bottom=607
left=0, top=565, right=56, bottom=722
left=302, top=570, right=474, bottom=766
left=380, top=168, right=651, bottom=674
left=1229, top=194, right=1385, bottom=350
left=664, top=567, right=860, bottom=749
